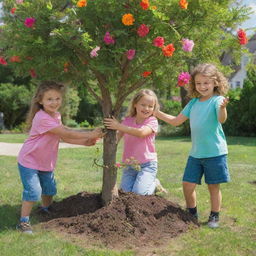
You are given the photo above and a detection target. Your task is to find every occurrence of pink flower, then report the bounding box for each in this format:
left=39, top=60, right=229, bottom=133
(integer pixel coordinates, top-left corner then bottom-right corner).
left=182, top=39, right=194, bottom=52
left=137, top=24, right=150, bottom=37
left=29, top=69, right=37, bottom=78
left=178, top=72, right=191, bottom=87
left=24, top=17, right=36, bottom=28
left=115, top=162, right=121, bottom=168
left=90, top=46, right=100, bottom=58
left=126, top=49, right=136, bottom=60
left=0, top=57, right=7, bottom=65
left=16, top=0, right=24, bottom=4
left=104, top=31, right=115, bottom=45
left=153, top=36, right=165, bottom=48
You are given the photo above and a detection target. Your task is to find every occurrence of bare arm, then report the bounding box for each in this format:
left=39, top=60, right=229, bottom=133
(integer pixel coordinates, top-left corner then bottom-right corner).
left=49, top=126, right=104, bottom=141
left=218, top=97, right=229, bottom=123
left=154, top=110, right=188, bottom=126
left=61, top=137, right=99, bottom=146
left=104, top=117, right=153, bottom=138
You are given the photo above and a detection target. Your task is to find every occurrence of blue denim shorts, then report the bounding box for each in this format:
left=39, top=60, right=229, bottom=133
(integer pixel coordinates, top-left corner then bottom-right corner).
left=120, top=161, right=158, bottom=195
left=183, top=155, right=230, bottom=185
left=18, top=163, right=57, bottom=201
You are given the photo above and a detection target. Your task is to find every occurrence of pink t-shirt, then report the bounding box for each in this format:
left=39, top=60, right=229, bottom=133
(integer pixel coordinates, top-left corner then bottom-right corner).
left=122, top=116, right=158, bottom=164
left=18, top=109, right=62, bottom=171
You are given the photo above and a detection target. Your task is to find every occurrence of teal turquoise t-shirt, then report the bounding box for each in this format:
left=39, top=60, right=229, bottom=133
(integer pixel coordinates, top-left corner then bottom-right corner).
left=181, top=96, right=228, bottom=158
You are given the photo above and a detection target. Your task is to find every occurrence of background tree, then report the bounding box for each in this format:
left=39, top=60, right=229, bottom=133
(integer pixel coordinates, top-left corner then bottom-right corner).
left=0, top=0, right=250, bottom=204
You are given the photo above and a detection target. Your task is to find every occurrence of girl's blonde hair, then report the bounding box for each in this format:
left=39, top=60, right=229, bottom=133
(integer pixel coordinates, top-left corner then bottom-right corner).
left=127, top=89, right=159, bottom=117
left=186, top=63, right=229, bottom=98
left=26, top=81, right=65, bottom=131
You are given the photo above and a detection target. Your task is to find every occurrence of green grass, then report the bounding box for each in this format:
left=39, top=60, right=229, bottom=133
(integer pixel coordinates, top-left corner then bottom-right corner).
left=0, top=135, right=256, bottom=255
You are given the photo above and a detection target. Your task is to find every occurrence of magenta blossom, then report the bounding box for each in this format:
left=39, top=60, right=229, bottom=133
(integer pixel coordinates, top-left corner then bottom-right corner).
left=182, top=38, right=194, bottom=52
left=0, top=57, right=7, bottom=65
left=104, top=31, right=115, bottom=45
left=16, top=0, right=24, bottom=4
left=24, top=17, right=36, bottom=28
left=126, top=49, right=136, bottom=60
left=153, top=36, right=165, bottom=48
left=90, top=46, right=100, bottom=58
left=178, top=72, right=191, bottom=87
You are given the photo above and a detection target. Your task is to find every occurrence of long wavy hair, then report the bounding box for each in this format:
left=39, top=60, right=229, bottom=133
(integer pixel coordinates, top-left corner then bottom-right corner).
left=127, top=89, right=159, bottom=117
left=186, top=63, right=229, bottom=98
left=26, top=81, right=65, bottom=131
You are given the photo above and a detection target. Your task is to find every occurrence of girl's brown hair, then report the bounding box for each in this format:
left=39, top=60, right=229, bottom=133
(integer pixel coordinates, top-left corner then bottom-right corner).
left=127, top=89, right=159, bottom=117
left=186, top=63, right=229, bottom=98
left=26, top=81, right=65, bottom=131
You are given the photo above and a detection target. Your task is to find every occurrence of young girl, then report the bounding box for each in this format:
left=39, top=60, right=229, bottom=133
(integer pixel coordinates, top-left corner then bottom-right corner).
left=104, top=89, right=165, bottom=195
left=155, top=63, right=230, bottom=228
left=17, top=81, right=104, bottom=234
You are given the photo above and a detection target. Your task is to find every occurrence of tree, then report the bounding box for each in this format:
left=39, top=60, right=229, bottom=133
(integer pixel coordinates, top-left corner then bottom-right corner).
left=0, top=0, right=250, bottom=204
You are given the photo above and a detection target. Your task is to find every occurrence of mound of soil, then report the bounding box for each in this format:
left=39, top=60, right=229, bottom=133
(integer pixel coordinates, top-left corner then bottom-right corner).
left=38, top=191, right=199, bottom=249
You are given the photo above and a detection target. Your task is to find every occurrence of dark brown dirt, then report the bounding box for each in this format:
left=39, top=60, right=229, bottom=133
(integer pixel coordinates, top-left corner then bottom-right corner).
left=37, top=191, right=199, bottom=249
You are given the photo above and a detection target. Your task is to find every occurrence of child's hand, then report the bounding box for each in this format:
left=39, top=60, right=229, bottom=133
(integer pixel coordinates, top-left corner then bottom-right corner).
left=84, top=138, right=98, bottom=146
left=91, top=127, right=106, bottom=139
left=104, top=116, right=120, bottom=130
left=153, top=107, right=160, bottom=118
left=220, top=97, right=229, bottom=109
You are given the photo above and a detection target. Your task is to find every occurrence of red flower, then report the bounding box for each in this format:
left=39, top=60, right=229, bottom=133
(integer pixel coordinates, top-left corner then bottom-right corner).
left=142, top=71, right=152, bottom=77
left=10, top=56, right=21, bottom=63
left=10, top=8, right=16, bottom=14
left=0, top=57, right=7, bottom=65
left=137, top=24, right=150, bottom=37
left=162, top=44, right=175, bottom=57
left=29, top=69, right=37, bottom=78
left=237, top=29, right=248, bottom=45
left=153, top=36, right=165, bottom=48
left=140, top=0, right=150, bottom=10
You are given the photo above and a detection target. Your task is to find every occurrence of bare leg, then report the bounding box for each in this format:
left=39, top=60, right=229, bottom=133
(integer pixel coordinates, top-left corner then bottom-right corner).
left=21, top=201, right=34, bottom=217
left=208, top=184, right=221, bottom=212
left=41, top=195, right=53, bottom=208
left=183, top=181, right=197, bottom=208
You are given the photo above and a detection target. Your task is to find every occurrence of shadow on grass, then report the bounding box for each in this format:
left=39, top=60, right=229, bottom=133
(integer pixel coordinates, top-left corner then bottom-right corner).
left=227, top=137, right=256, bottom=146
left=0, top=203, right=44, bottom=232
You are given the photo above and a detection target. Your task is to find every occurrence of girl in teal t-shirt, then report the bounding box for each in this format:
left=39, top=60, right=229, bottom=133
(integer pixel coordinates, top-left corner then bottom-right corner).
left=155, top=63, right=230, bottom=228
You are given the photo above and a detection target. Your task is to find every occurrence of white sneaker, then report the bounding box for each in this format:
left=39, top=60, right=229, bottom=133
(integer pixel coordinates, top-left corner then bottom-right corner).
left=208, top=215, right=219, bottom=228
left=155, top=178, right=167, bottom=193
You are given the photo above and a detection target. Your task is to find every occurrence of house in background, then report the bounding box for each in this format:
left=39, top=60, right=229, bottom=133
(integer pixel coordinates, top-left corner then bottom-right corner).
left=222, top=34, right=256, bottom=89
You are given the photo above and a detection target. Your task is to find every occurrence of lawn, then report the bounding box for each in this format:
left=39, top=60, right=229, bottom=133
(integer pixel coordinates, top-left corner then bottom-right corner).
left=0, top=134, right=255, bottom=256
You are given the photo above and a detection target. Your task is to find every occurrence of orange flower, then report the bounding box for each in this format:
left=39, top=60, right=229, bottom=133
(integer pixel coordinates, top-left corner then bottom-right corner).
left=142, top=71, right=152, bottom=77
left=122, top=13, right=135, bottom=26
left=77, top=0, right=87, bottom=7
left=140, top=0, right=150, bottom=10
left=162, top=44, right=175, bottom=57
left=179, top=0, right=188, bottom=9
left=10, top=56, right=21, bottom=62
left=151, top=6, right=157, bottom=10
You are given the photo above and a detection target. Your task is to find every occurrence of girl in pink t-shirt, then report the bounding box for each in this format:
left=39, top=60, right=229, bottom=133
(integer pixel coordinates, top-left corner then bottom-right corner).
left=17, top=81, right=104, bottom=234
left=104, top=89, right=166, bottom=196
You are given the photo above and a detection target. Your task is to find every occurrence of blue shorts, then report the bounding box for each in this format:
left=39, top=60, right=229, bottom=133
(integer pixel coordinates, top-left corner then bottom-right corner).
left=18, top=163, right=57, bottom=201
left=120, top=161, right=158, bottom=195
left=183, top=155, right=230, bottom=185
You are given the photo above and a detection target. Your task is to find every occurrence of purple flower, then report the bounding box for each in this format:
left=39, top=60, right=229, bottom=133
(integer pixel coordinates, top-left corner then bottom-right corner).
left=178, top=72, right=191, bottom=87
left=104, top=31, right=115, bottom=45
left=90, top=46, right=100, bottom=58
left=24, top=17, right=36, bottom=28
left=182, top=38, right=194, bottom=52
left=126, top=49, right=136, bottom=60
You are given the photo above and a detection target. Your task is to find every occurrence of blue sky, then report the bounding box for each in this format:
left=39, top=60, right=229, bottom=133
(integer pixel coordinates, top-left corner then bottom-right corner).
left=0, top=1, right=255, bottom=34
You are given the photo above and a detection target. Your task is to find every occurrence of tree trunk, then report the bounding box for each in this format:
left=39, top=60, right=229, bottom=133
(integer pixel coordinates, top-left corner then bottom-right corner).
left=180, top=86, right=190, bottom=136
left=101, top=130, right=119, bottom=205
left=101, top=95, right=119, bottom=205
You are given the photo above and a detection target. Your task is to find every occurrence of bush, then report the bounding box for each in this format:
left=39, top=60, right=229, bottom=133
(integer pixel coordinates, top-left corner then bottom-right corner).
left=223, top=68, right=256, bottom=136
left=0, top=83, right=33, bottom=129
